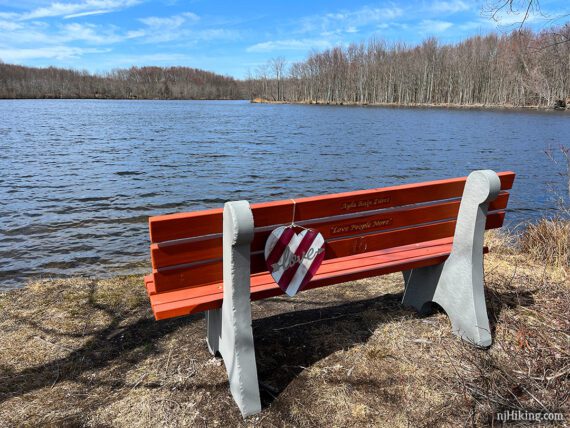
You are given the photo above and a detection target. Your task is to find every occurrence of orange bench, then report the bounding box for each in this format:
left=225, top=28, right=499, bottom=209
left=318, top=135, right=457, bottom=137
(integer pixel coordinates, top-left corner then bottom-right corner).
left=144, top=170, right=515, bottom=417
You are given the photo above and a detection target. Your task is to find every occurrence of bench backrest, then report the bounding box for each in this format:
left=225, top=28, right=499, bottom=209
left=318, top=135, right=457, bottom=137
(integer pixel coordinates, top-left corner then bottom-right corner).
left=147, top=171, right=515, bottom=295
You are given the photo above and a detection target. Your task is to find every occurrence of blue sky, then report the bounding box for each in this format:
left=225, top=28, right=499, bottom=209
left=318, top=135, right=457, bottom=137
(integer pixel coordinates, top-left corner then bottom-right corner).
left=0, top=0, right=567, bottom=78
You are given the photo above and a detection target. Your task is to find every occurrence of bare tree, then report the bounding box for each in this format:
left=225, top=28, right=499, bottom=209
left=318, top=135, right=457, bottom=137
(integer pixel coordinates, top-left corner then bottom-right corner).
left=484, top=0, right=542, bottom=29
left=0, top=63, right=244, bottom=100
left=246, top=25, right=570, bottom=109
left=270, top=57, right=287, bottom=101
left=484, top=0, right=569, bottom=48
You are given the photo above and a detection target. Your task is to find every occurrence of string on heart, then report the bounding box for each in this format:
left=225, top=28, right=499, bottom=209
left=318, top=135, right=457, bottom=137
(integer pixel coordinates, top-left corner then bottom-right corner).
left=289, top=199, right=311, bottom=231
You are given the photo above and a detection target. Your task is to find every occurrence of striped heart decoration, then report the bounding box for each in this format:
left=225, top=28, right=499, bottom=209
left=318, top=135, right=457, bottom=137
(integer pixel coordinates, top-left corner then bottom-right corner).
left=264, top=226, right=326, bottom=297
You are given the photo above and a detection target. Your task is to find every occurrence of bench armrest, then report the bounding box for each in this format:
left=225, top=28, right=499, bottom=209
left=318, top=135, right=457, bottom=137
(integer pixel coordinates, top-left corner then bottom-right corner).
left=452, top=170, right=501, bottom=259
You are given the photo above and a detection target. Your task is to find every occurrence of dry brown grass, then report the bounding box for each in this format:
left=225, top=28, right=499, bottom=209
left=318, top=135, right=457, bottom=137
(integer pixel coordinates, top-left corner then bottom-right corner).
left=0, top=225, right=568, bottom=427
left=519, top=218, right=570, bottom=275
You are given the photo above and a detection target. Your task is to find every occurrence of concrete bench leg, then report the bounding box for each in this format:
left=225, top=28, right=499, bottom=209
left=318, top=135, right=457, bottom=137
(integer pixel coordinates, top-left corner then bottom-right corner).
left=402, top=170, right=501, bottom=347
left=206, top=308, right=221, bottom=355
left=206, top=200, right=261, bottom=417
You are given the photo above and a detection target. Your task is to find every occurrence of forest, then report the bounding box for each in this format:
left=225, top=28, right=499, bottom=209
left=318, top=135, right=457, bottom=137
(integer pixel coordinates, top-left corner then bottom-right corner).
left=0, top=64, right=242, bottom=99
left=1, top=26, right=569, bottom=106
left=246, top=26, right=570, bottom=108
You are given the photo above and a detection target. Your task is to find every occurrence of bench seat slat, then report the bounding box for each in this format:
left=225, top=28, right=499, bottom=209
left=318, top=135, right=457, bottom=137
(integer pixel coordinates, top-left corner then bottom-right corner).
left=150, top=211, right=505, bottom=293
left=147, top=237, right=490, bottom=320
left=150, top=192, right=510, bottom=270
left=149, top=171, right=515, bottom=243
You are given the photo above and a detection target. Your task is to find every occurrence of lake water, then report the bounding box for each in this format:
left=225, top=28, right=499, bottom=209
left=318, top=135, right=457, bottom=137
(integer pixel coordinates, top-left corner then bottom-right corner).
left=1, top=100, right=568, bottom=289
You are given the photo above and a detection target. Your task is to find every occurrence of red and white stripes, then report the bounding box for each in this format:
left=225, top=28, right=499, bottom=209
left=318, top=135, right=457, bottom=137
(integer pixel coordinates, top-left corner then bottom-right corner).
left=264, top=226, right=325, bottom=296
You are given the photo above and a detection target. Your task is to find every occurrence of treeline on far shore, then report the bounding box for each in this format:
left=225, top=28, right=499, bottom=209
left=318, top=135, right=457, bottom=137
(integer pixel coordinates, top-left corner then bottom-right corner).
left=2, top=26, right=570, bottom=106
left=0, top=63, right=243, bottom=100
left=246, top=26, right=570, bottom=109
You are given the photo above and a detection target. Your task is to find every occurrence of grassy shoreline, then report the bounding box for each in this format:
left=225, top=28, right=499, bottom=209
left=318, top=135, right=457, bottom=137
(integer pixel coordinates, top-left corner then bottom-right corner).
left=0, top=222, right=568, bottom=426
left=251, top=97, right=570, bottom=113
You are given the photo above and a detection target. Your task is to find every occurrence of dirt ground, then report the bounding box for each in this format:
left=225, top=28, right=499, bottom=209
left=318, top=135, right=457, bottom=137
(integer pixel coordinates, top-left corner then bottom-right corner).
left=0, top=235, right=568, bottom=427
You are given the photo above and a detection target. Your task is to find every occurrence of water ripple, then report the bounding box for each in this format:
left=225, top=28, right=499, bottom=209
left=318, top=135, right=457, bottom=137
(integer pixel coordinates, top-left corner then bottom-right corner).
left=0, top=99, right=567, bottom=289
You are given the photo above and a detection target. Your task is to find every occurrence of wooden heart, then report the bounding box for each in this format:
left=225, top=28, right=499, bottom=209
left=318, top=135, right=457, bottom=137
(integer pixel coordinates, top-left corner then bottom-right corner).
left=264, top=226, right=326, bottom=297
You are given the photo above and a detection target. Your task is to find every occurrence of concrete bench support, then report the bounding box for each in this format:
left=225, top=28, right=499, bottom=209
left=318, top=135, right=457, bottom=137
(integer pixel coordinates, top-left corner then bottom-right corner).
left=205, top=200, right=261, bottom=417
left=402, top=170, right=501, bottom=347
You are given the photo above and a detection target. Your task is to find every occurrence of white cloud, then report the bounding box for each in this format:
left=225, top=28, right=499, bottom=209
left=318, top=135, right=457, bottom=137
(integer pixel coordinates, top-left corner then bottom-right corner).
left=131, top=13, right=241, bottom=45
left=0, top=0, right=57, bottom=8
left=60, top=22, right=125, bottom=44
left=419, top=19, right=453, bottom=33
left=196, top=28, right=239, bottom=41
left=0, top=19, right=133, bottom=47
left=107, top=53, right=192, bottom=64
left=457, top=19, right=493, bottom=31
left=0, top=12, right=18, bottom=20
left=139, top=12, right=199, bottom=29
left=64, top=10, right=111, bottom=19
left=298, top=5, right=403, bottom=34
left=0, top=20, right=23, bottom=31
left=0, top=5, right=232, bottom=55
left=246, top=38, right=332, bottom=53
left=0, top=22, right=58, bottom=45
left=0, top=46, right=109, bottom=61
left=490, top=12, right=544, bottom=26
left=126, top=29, right=146, bottom=39
left=130, top=12, right=208, bottom=43
left=16, top=0, right=141, bottom=21
left=329, top=6, right=403, bottom=26
left=246, top=5, right=408, bottom=55
left=134, top=27, right=240, bottom=44
left=430, top=0, right=471, bottom=14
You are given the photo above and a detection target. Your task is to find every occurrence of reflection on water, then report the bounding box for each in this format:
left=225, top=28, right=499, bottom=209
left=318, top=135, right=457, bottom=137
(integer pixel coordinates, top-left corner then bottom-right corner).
left=0, top=100, right=568, bottom=289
